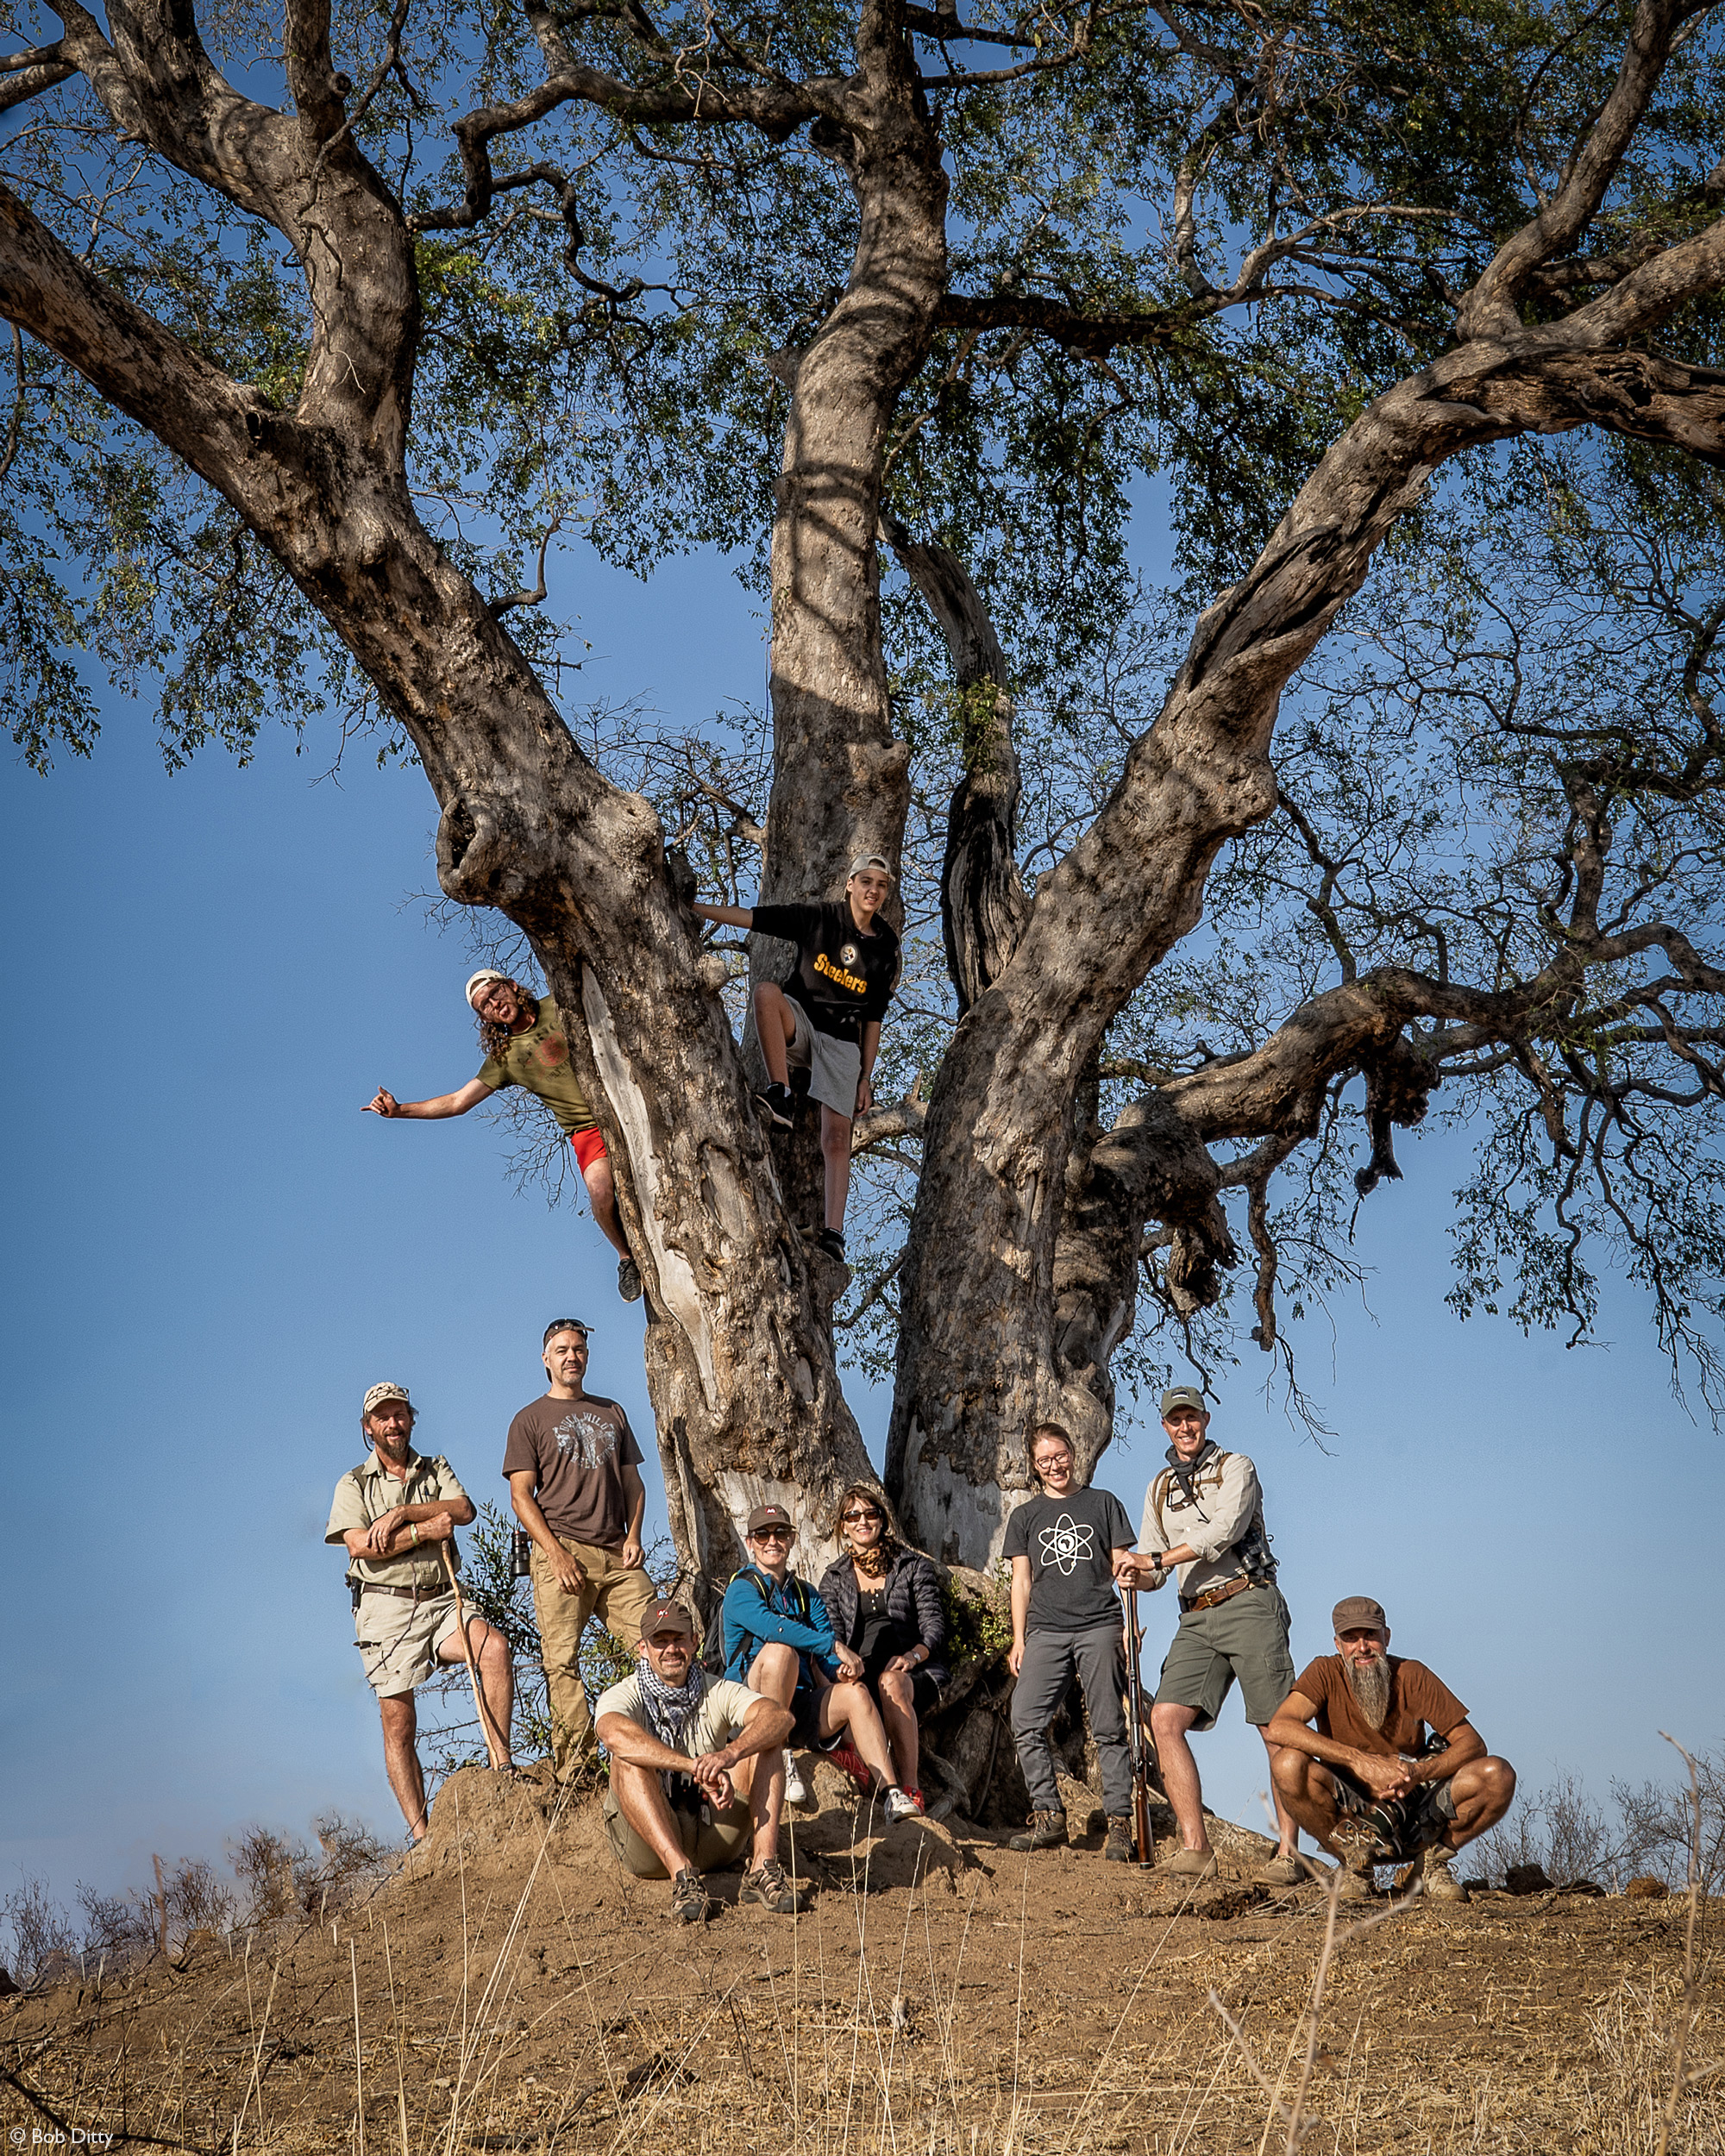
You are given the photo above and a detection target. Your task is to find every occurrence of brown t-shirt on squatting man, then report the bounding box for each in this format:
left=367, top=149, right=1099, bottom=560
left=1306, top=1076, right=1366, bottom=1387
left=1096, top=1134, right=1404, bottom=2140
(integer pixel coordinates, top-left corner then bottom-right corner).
left=1291, top=1656, right=1469, bottom=1760
left=501, top=1394, right=643, bottom=1550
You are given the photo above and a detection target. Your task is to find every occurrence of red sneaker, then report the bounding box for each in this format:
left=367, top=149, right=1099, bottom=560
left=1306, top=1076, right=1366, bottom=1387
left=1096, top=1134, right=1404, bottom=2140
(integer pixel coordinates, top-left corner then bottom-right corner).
left=906, top=1787, right=925, bottom=1813
left=829, top=1740, right=872, bottom=1794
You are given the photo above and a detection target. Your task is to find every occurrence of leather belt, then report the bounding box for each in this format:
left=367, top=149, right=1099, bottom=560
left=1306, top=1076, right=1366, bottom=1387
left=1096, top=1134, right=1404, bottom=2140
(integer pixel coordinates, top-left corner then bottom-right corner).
left=360, top=1580, right=451, bottom=1601
left=1180, top=1576, right=1258, bottom=1614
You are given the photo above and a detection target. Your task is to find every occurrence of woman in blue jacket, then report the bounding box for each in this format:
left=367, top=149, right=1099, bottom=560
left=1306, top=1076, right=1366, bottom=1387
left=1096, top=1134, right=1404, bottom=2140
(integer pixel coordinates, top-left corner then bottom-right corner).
left=720, top=1501, right=917, bottom=1822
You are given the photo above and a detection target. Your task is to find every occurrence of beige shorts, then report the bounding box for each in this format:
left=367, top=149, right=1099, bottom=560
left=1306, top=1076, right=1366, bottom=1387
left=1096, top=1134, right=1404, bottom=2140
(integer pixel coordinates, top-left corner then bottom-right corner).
left=783, top=995, right=863, bottom=1119
left=602, top=1785, right=752, bottom=1879
left=354, top=1589, right=461, bottom=1696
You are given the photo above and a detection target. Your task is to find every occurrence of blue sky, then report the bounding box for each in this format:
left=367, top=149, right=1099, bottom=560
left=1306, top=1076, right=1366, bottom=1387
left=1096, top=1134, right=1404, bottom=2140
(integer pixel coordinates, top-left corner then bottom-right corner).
left=3, top=529, right=1722, bottom=1926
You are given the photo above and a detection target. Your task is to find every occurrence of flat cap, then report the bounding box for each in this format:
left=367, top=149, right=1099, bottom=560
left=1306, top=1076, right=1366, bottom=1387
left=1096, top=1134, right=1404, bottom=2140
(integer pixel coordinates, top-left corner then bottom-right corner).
left=1332, top=1595, right=1388, bottom=1633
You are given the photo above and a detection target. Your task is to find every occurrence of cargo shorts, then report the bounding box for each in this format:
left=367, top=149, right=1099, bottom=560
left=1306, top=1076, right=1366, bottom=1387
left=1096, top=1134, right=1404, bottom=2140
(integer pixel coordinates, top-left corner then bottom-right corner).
left=354, top=1589, right=462, bottom=1697
left=602, top=1784, right=752, bottom=1879
left=1154, top=1583, right=1295, bottom=1732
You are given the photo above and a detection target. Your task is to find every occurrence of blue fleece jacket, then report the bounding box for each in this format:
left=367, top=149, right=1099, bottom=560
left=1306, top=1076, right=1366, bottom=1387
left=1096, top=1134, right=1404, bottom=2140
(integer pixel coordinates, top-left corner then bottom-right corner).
left=720, top=1564, right=840, bottom=1690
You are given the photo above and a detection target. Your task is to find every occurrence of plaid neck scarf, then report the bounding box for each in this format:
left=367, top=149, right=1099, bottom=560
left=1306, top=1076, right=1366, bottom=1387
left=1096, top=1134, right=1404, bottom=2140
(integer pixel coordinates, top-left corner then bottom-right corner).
left=637, top=1658, right=708, bottom=1762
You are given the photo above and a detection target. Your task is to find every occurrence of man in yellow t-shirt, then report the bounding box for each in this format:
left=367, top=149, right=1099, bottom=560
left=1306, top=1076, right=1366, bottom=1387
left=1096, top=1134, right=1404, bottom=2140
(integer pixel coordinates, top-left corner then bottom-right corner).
left=364, top=970, right=641, bottom=1300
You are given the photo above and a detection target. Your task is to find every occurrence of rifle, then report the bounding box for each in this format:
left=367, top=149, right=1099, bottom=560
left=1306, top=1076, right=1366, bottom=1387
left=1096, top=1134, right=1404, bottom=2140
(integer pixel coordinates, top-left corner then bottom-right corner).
left=1121, top=1585, right=1156, bottom=1866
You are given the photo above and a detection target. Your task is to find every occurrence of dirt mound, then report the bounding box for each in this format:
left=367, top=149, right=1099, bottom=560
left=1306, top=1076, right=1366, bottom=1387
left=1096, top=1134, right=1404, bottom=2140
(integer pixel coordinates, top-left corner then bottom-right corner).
left=3, top=1774, right=1717, bottom=2156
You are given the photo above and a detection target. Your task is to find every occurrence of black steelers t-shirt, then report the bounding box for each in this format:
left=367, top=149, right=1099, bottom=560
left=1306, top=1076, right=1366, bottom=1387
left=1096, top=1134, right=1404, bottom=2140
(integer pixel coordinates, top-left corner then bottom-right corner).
left=750, top=901, right=901, bottom=1046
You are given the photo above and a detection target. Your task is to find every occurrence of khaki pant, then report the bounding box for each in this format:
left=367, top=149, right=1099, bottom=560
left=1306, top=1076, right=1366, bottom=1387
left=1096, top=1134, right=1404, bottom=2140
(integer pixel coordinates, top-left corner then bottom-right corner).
left=531, top=1537, right=657, bottom=1781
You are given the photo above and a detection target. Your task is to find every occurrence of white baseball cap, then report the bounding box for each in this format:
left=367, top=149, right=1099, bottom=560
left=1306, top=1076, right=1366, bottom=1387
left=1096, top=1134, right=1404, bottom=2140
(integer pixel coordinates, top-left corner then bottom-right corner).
left=464, top=969, right=509, bottom=1010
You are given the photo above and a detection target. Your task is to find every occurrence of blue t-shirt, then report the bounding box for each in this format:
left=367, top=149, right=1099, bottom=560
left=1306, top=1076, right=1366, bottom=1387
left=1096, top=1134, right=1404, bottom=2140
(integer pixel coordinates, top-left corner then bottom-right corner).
left=1002, top=1486, right=1135, bottom=1634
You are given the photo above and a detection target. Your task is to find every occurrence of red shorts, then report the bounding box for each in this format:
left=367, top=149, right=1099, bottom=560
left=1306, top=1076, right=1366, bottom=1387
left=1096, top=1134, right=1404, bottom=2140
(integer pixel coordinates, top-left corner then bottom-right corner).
left=569, top=1126, right=608, bottom=1175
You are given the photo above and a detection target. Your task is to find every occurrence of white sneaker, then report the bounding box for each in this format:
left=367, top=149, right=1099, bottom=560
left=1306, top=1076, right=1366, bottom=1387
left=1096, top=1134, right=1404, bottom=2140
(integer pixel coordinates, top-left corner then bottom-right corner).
left=782, top=1751, right=810, bottom=1806
left=883, top=1785, right=919, bottom=1824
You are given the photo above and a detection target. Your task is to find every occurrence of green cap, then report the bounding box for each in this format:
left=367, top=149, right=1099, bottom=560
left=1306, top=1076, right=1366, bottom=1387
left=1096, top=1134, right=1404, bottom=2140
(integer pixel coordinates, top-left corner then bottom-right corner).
left=1159, top=1385, right=1208, bottom=1418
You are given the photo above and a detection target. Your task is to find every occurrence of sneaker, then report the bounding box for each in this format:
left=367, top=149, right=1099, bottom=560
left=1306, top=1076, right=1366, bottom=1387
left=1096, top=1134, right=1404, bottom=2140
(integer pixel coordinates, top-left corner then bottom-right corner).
left=738, top=1858, right=812, bottom=1915
left=1421, top=1846, right=1467, bottom=1902
left=617, top=1256, right=643, bottom=1302
left=905, top=1787, right=925, bottom=1814
left=1008, top=1809, right=1067, bottom=1853
left=781, top=1751, right=810, bottom=1807
left=829, top=1739, right=872, bottom=1795
left=756, top=1082, right=794, bottom=1130
left=1103, top=1815, right=1135, bottom=1864
left=1258, top=1853, right=1304, bottom=1887
left=1164, top=1847, right=1219, bottom=1881
left=884, top=1785, right=919, bottom=1824
left=815, top=1227, right=847, bottom=1262
left=669, top=1867, right=715, bottom=1926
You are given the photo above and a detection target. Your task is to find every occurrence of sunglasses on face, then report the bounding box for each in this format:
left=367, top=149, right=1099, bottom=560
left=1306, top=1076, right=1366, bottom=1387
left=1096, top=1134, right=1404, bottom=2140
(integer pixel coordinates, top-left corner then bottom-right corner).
left=752, top=1527, right=793, bottom=1544
left=842, top=1509, right=881, bottom=1524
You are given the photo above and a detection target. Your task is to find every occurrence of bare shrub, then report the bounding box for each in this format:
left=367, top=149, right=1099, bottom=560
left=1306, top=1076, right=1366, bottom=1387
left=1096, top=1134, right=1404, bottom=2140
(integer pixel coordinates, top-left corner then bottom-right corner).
left=1615, top=1747, right=1725, bottom=1894
left=228, top=1826, right=312, bottom=1922
left=0, top=1875, right=79, bottom=1989
left=1474, top=1771, right=1629, bottom=1890
left=308, top=1814, right=393, bottom=1906
left=76, top=1883, right=156, bottom=1966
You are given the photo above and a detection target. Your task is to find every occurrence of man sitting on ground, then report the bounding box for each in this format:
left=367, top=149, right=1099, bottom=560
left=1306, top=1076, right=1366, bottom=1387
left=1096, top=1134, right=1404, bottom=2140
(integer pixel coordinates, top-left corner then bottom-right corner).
left=722, top=1503, right=919, bottom=1822
left=595, top=1599, right=807, bottom=1922
left=1266, top=1595, right=1516, bottom=1901
left=691, top=855, right=900, bottom=1263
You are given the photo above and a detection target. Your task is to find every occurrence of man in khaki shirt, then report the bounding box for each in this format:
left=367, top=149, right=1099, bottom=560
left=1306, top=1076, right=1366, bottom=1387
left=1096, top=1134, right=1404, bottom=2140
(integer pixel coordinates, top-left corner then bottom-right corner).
left=327, top=1382, right=516, bottom=1840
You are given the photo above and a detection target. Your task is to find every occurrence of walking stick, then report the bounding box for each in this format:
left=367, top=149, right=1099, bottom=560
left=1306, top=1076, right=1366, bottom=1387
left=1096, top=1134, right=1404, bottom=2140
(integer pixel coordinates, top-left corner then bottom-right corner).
left=440, top=1540, right=511, bottom=1770
left=1122, top=1585, right=1157, bottom=1867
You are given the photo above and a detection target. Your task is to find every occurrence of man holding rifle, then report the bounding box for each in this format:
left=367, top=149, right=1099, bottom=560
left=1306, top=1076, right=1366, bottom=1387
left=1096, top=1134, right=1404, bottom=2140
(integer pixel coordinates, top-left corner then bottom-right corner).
left=327, top=1382, right=517, bottom=1842
left=1118, top=1387, right=1301, bottom=1884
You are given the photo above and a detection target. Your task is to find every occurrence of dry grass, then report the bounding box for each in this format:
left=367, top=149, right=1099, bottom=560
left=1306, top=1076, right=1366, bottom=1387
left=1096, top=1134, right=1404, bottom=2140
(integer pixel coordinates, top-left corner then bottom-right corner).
left=3, top=1769, right=1720, bottom=2156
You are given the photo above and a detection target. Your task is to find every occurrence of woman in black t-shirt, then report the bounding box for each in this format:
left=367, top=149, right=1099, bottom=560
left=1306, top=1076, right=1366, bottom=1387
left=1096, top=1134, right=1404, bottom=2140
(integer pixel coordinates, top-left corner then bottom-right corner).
left=817, top=1485, right=946, bottom=1810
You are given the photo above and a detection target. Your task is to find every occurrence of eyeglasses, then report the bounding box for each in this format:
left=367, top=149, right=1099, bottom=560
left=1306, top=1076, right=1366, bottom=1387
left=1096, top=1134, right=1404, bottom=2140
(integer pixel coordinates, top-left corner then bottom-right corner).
left=842, top=1508, right=881, bottom=1524
left=752, top=1527, right=793, bottom=1544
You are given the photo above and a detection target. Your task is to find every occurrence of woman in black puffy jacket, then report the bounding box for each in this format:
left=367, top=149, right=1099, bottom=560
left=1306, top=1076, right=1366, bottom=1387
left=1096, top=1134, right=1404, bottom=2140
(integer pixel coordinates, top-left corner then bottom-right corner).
left=818, top=1484, right=947, bottom=1809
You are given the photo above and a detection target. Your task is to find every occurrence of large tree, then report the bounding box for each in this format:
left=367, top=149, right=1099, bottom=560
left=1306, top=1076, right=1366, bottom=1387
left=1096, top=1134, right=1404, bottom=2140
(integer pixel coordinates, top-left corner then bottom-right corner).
left=6, top=0, right=1725, bottom=1585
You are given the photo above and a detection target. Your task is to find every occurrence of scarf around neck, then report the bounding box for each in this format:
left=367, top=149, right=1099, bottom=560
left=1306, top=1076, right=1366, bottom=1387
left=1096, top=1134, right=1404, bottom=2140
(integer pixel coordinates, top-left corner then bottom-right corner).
left=637, top=1658, right=708, bottom=1764
left=1165, top=1436, right=1221, bottom=1511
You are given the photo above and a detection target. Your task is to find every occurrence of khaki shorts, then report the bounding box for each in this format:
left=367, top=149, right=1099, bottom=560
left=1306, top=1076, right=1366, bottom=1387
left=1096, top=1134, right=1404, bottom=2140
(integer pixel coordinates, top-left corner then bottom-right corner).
left=783, top=995, right=863, bottom=1119
left=602, top=1785, right=752, bottom=1879
left=354, top=1589, right=462, bottom=1697
left=1154, top=1584, right=1295, bottom=1733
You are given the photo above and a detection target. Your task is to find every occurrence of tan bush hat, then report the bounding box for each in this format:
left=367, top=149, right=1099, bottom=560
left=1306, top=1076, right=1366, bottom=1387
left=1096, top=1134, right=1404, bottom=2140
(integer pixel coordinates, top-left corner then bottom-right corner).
left=1332, top=1595, right=1388, bottom=1633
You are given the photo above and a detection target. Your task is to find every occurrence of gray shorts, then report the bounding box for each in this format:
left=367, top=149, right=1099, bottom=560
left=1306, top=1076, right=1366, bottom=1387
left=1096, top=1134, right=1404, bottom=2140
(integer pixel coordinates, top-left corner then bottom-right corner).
left=354, top=1590, right=461, bottom=1696
left=784, top=995, right=863, bottom=1119
left=1154, top=1584, right=1295, bottom=1732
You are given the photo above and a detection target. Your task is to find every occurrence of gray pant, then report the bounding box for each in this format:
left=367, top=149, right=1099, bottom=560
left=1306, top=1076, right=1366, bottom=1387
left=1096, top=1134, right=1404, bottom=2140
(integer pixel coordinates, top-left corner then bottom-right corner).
left=1011, top=1621, right=1132, bottom=1817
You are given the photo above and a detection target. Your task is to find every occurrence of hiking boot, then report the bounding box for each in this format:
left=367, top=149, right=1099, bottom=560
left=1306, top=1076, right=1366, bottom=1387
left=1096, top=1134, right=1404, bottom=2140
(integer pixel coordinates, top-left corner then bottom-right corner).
left=815, top=1227, right=847, bottom=1262
left=1103, top=1815, right=1136, bottom=1864
left=738, top=1858, right=812, bottom=1915
left=1009, top=1809, right=1067, bottom=1853
left=1336, top=1863, right=1373, bottom=1902
left=1420, top=1846, right=1467, bottom=1902
left=1164, top=1847, right=1219, bottom=1881
left=669, top=1867, right=715, bottom=1926
left=830, top=1739, right=873, bottom=1795
left=782, top=1751, right=811, bottom=1807
left=617, top=1256, right=643, bottom=1302
left=884, top=1785, right=919, bottom=1824
left=756, top=1082, right=794, bottom=1130
left=1258, top=1853, right=1304, bottom=1887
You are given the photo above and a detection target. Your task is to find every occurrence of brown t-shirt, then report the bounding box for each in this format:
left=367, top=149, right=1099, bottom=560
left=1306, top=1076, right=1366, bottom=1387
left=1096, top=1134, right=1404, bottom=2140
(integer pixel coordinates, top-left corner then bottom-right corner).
left=1292, top=1656, right=1468, bottom=1759
left=501, top=1392, right=643, bottom=1548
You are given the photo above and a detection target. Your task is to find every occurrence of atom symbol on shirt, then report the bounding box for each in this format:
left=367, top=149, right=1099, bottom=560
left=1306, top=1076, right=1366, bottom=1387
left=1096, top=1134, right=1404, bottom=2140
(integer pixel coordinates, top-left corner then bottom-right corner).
left=1038, top=1514, right=1095, bottom=1576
